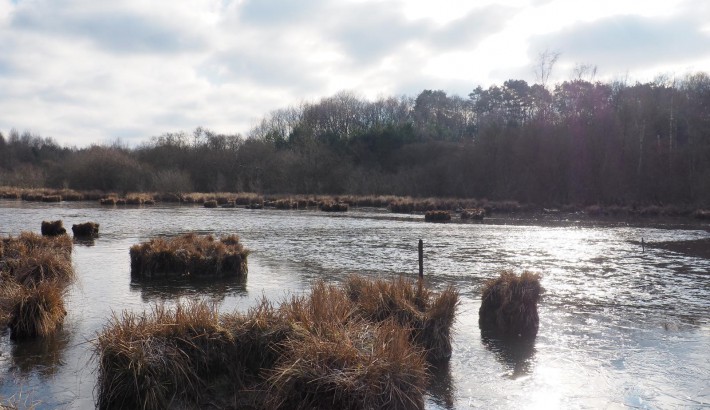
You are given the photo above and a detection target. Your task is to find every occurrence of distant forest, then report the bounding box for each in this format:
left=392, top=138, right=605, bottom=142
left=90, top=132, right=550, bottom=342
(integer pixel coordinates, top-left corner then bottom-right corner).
left=2, top=73, right=710, bottom=206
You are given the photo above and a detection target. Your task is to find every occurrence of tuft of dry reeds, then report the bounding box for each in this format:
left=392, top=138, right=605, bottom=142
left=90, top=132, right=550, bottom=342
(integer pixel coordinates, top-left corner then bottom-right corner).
left=129, top=233, right=249, bottom=278
left=424, top=210, right=451, bottom=222
left=72, top=222, right=99, bottom=238
left=1, top=232, right=74, bottom=339
left=479, top=270, right=542, bottom=338
left=7, top=281, right=67, bottom=339
left=203, top=200, right=218, bottom=208
left=320, top=202, right=349, bottom=212
left=99, top=197, right=117, bottom=206
left=40, top=220, right=66, bottom=236
left=461, top=208, right=485, bottom=220
left=94, top=275, right=457, bottom=409
left=41, top=195, right=61, bottom=203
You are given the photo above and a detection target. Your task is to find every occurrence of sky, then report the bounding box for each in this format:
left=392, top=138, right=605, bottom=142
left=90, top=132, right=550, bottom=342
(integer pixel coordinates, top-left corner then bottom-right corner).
left=0, top=0, right=709, bottom=147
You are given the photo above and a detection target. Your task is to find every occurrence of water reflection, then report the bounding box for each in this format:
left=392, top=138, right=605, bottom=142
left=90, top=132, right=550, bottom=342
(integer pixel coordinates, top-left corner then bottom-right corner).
left=2, top=329, right=71, bottom=379
left=72, top=237, right=95, bottom=247
left=426, top=360, right=455, bottom=409
left=129, top=274, right=248, bottom=303
left=480, top=330, right=536, bottom=379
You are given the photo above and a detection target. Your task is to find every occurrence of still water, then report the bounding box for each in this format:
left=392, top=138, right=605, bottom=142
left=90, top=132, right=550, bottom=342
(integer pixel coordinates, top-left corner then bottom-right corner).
left=1, top=200, right=708, bottom=409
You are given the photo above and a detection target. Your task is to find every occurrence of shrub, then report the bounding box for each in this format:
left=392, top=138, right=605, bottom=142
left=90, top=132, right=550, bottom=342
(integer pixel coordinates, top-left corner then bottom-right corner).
left=479, top=271, right=542, bottom=338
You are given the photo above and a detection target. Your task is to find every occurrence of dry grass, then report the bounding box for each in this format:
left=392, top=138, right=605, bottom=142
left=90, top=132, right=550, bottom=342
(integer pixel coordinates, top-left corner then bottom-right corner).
left=40, top=220, right=66, bottom=236
left=94, top=275, right=457, bottom=409
left=71, top=222, right=99, bottom=238
left=479, top=270, right=542, bottom=338
left=320, top=202, right=349, bottom=212
left=99, top=197, right=117, bottom=206
left=203, top=200, right=218, bottom=208
left=129, top=233, right=249, bottom=278
left=41, top=195, right=61, bottom=203
left=461, top=208, right=485, bottom=220
left=424, top=210, right=451, bottom=222
left=1, top=232, right=74, bottom=339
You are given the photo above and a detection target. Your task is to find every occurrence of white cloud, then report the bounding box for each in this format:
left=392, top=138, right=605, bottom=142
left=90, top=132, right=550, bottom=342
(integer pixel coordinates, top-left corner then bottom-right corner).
left=0, top=0, right=708, bottom=146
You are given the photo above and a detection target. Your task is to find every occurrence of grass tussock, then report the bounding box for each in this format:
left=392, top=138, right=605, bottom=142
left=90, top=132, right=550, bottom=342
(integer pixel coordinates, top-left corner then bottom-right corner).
left=424, top=210, right=451, bottom=222
left=461, top=208, right=485, bottom=220
left=99, top=197, right=117, bottom=206
left=129, top=233, right=249, bottom=278
left=479, top=271, right=542, bottom=338
left=203, top=200, right=218, bottom=208
left=41, top=195, right=61, bottom=203
left=40, top=220, right=66, bottom=236
left=71, top=222, right=99, bottom=238
left=320, top=202, right=349, bottom=212
left=94, top=275, right=457, bottom=409
left=1, top=232, right=74, bottom=339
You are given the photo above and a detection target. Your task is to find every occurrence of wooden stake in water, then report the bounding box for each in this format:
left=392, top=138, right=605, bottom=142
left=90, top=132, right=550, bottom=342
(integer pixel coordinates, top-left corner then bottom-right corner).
left=418, top=239, right=423, bottom=279
left=642, top=237, right=645, bottom=253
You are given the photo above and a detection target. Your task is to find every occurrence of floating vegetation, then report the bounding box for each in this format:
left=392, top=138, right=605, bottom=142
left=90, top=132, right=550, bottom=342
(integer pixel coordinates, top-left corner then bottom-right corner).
left=479, top=271, right=542, bottom=338
left=40, top=220, right=67, bottom=236
left=94, top=275, right=457, bottom=409
left=71, top=222, right=99, bottom=238
left=129, top=233, right=249, bottom=279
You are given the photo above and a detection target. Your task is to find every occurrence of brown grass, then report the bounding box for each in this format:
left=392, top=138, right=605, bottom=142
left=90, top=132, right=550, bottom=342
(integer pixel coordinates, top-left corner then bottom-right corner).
left=129, top=233, right=249, bottom=278
left=424, top=210, right=451, bottom=222
left=203, top=200, right=218, bottom=208
left=461, top=208, right=485, bottom=220
left=40, top=220, right=66, bottom=236
left=99, top=197, right=117, bottom=206
left=72, top=222, right=99, bottom=238
left=7, top=281, right=67, bottom=339
left=320, top=202, right=349, bottom=212
left=479, top=270, right=542, bottom=338
left=1, top=233, right=74, bottom=287
left=41, top=195, right=61, bottom=203
left=94, top=275, right=457, bottom=409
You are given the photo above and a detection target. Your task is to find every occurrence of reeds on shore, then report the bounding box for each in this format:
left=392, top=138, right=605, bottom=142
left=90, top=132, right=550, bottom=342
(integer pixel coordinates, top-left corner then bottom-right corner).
left=1, top=232, right=74, bottom=339
left=129, top=233, right=249, bottom=278
left=319, top=201, right=349, bottom=212
left=93, top=275, right=458, bottom=409
left=479, top=270, right=542, bottom=338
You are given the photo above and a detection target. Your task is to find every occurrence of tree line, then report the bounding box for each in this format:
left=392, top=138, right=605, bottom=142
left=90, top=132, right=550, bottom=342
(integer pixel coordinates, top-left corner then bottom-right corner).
left=2, top=72, right=709, bottom=206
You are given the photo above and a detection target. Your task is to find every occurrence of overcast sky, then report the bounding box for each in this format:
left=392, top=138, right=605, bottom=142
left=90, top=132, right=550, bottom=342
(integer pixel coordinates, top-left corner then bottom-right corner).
left=1, top=0, right=709, bottom=147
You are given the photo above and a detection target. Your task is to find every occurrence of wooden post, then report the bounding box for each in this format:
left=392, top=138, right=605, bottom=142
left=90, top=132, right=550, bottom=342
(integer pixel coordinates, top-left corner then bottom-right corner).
left=642, top=237, right=645, bottom=253
left=418, top=239, right=423, bottom=279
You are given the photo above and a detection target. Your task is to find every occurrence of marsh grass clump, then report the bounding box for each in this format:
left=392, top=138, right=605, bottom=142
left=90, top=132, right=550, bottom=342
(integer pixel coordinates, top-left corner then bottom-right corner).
left=479, top=271, right=542, bottom=338
left=461, top=208, right=485, bottom=220
left=1, top=232, right=74, bottom=339
left=344, top=276, right=458, bottom=361
left=94, top=275, right=457, bottom=409
left=41, top=195, right=61, bottom=203
left=41, top=220, right=66, bottom=236
left=203, top=200, right=218, bottom=208
left=71, top=222, right=99, bottom=238
left=320, top=202, right=348, bottom=212
left=7, top=281, right=67, bottom=340
left=99, top=197, right=117, bottom=206
left=424, top=210, right=451, bottom=222
left=129, top=233, right=249, bottom=278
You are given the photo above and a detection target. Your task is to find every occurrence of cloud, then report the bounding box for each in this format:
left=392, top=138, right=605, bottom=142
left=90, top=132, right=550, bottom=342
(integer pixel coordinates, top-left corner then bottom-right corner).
left=10, top=1, right=206, bottom=54
left=529, top=13, right=710, bottom=75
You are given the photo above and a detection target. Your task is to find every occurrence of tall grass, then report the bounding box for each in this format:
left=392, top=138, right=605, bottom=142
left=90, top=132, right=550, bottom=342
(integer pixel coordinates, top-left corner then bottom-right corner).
left=40, top=220, right=66, bottom=236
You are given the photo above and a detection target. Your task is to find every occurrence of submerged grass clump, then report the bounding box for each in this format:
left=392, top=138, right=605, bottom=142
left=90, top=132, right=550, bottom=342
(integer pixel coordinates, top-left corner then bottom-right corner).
left=94, top=275, right=457, bottom=409
left=129, top=233, right=249, bottom=278
left=479, top=270, right=542, bottom=338
left=0, top=232, right=74, bottom=339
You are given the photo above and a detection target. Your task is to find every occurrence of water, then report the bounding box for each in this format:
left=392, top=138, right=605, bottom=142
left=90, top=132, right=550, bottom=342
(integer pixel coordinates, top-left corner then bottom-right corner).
left=1, top=200, right=708, bottom=409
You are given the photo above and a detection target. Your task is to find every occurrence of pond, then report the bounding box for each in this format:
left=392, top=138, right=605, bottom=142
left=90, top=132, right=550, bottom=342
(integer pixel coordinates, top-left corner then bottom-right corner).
left=1, top=200, right=709, bottom=408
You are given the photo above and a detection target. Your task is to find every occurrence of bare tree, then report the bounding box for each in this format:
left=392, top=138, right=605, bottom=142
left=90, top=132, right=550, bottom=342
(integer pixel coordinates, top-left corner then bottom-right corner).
left=534, top=49, right=560, bottom=89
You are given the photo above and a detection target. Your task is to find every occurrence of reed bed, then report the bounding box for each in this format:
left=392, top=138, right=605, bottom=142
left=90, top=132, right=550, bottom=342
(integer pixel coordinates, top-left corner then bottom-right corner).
left=424, top=210, right=451, bottom=222
left=274, top=199, right=297, bottom=210
left=40, top=220, right=67, bottom=236
left=71, top=222, right=99, bottom=238
left=41, top=195, right=61, bottom=203
left=99, top=197, right=117, bottom=206
left=94, top=275, right=457, bottom=409
left=1, top=232, right=74, bottom=339
left=479, top=270, right=542, bottom=338
left=129, top=233, right=249, bottom=278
